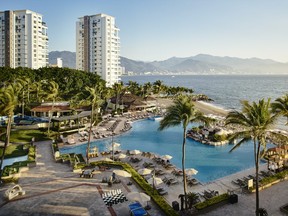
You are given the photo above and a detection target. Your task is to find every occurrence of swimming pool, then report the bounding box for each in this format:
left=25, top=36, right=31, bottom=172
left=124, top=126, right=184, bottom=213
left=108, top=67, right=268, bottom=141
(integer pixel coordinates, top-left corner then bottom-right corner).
left=60, top=119, right=266, bottom=183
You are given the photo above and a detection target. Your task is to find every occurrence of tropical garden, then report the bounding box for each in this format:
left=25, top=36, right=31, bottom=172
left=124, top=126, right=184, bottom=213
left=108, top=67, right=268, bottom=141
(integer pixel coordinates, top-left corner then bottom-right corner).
left=0, top=67, right=199, bottom=180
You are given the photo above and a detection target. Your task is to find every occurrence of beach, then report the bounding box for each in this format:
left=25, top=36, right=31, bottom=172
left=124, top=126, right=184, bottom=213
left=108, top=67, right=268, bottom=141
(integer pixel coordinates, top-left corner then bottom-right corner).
left=156, top=97, right=229, bottom=117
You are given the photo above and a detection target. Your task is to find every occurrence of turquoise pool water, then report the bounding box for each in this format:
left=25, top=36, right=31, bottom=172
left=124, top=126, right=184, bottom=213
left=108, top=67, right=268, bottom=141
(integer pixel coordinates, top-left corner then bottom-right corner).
left=60, top=119, right=264, bottom=183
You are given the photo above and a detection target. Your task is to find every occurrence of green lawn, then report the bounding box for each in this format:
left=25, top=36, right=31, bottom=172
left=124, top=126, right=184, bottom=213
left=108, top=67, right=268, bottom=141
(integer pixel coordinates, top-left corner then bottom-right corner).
left=0, top=144, right=29, bottom=159
left=0, top=129, right=50, bottom=143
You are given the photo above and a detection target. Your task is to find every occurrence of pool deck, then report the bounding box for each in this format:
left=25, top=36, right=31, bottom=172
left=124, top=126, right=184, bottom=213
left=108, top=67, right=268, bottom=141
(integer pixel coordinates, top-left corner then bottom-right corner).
left=1, top=140, right=287, bottom=215
left=0, top=140, right=166, bottom=216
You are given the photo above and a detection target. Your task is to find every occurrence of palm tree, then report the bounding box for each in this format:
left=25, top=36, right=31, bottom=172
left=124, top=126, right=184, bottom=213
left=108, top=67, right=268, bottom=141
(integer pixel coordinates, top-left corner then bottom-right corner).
left=82, top=82, right=105, bottom=164
left=271, top=94, right=288, bottom=125
left=32, top=80, right=47, bottom=103
left=0, top=84, right=18, bottom=181
left=143, top=82, right=153, bottom=96
left=225, top=99, right=284, bottom=216
left=158, top=95, right=209, bottom=209
left=44, top=81, right=59, bottom=134
left=112, top=82, right=125, bottom=113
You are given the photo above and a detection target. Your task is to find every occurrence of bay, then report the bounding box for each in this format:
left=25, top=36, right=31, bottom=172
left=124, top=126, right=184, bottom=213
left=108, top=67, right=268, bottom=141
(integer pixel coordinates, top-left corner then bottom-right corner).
left=121, top=75, right=288, bottom=129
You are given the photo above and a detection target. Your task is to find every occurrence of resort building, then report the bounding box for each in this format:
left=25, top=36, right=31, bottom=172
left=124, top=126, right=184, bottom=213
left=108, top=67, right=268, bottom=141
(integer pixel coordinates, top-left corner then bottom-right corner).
left=76, top=13, right=121, bottom=87
left=108, top=93, right=157, bottom=111
left=0, top=10, right=49, bottom=69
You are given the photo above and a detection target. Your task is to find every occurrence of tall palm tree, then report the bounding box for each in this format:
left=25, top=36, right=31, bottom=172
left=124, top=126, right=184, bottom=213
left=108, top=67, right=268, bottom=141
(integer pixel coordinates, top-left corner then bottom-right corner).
left=82, top=83, right=105, bottom=164
left=225, top=99, right=283, bottom=216
left=271, top=93, right=288, bottom=125
left=0, top=84, right=18, bottom=181
left=31, top=80, right=45, bottom=103
left=143, top=82, right=153, bottom=96
left=44, top=81, right=59, bottom=134
left=112, top=82, right=125, bottom=113
left=158, top=95, right=209, bottom=209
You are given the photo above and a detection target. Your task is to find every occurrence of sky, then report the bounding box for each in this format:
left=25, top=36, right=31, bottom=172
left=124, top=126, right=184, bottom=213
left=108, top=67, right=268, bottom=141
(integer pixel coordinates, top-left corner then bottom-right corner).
left=2, top=0, right=288, bottom=62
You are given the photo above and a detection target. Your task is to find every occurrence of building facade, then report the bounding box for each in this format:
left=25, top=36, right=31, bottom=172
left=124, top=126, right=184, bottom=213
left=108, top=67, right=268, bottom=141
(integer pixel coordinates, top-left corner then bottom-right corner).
left=0, top=10, right=48, bottom=69
left=76, top=14, right=121, bottom=87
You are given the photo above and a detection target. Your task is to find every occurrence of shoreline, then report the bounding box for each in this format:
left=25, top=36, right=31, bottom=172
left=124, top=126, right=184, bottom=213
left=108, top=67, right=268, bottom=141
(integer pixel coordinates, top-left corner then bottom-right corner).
left=156, top=97, right=229, bottom=117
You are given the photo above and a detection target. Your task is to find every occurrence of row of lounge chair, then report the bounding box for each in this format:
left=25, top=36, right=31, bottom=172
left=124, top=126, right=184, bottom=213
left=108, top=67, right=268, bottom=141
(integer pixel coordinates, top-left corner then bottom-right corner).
left=130, top=157, right=142, bottom=163
left=143, top=162, right=156, bottom=169
left=163, top=176, right=179, bottom=186
left=231, top=170, right=274, bottom=188
left=107, top=119, right=122, bottom=131
left=186, top=177, right=199, bottom=186
left=141, top=151, right=154, bottom=158
left=120, top=121, right=132, bottom=132
left=198, top=190, right=219, bottom=200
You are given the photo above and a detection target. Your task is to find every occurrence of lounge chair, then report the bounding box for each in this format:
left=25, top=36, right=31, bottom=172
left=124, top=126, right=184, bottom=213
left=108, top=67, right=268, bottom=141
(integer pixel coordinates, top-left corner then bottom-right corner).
left=157, top=188, right=168, bottom=195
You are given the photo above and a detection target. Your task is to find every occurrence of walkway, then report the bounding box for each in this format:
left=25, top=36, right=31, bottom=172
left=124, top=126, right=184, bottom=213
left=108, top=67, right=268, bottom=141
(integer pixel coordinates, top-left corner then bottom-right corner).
left=0, top=140, right=166, bottom=216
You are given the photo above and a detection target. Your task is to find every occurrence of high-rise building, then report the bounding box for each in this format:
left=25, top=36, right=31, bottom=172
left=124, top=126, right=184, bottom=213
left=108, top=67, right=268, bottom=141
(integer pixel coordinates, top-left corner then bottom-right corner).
left=0, top=10, right=48, bottom=69
left=76, top=14, right=121, bottom=87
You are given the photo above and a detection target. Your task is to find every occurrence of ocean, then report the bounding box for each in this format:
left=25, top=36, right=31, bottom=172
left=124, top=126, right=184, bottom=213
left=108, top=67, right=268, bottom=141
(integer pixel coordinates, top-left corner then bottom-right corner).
left=121, top=75, right=288, bottom=129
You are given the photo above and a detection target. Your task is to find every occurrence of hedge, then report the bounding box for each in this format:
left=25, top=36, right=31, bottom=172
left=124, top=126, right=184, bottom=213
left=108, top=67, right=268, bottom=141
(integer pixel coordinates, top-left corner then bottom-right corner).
left=2, top=145, right=36, bottom=178
left=194, top=193, right=229, bottom=210
left=249, top=169, right=288, bottom=190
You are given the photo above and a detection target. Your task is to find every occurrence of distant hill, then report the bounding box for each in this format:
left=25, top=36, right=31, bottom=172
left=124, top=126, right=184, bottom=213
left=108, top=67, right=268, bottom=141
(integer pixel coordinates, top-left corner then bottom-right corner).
left=49, top=51, right=288, bottom=74
left=49, top=51, right=76, bottom=69
left=120, top=57, right=162, bottom=73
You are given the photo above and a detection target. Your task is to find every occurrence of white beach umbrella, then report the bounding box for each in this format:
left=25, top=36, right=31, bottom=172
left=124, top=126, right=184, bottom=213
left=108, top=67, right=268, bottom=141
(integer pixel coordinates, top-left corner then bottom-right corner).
left=147, top=177, right=163, bottom=186
left=130, top=149, right=141, bottom=155
left=118, top=153, right=127, bottom=159
left=186, top=168, right=198, bottom=175
left=112, top=142, right=121, bottom=148
left=138, top=168, right=152, bottom=176
left=102, top=158, right=114, bottom=162
left=113, top=169, right=132, bottom=178
left=98, top=127, right=107, bottom=131
left=127, top=192, right=150, bottom=204
left=161, top=155, right=173, bottom=160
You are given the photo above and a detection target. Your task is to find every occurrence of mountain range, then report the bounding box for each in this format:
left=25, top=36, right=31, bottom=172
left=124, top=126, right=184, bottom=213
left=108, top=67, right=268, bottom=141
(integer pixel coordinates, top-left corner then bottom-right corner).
left=49, top=51, right=288, bottom=75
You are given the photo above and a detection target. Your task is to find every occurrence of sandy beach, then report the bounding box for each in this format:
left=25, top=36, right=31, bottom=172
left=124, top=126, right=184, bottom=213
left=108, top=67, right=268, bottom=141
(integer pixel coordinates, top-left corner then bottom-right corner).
left=156, top=97, right=229, bottom=117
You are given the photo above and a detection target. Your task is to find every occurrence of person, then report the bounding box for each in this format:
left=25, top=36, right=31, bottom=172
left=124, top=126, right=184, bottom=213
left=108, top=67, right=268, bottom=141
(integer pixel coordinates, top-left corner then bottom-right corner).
left=178, top=194, right=185, bottom=211
left=112, top=172, right=116, bottom=181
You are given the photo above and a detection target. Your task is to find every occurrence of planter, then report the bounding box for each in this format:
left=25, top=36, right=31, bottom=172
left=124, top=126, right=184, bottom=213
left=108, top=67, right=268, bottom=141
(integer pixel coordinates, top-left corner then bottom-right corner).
left=251, top=179, right=281, bottom=192
left=73, top=169, right=82, bottom=173
left=28, top=162, right=36, bottom=168
left=194, top=199, right=229, bottom=215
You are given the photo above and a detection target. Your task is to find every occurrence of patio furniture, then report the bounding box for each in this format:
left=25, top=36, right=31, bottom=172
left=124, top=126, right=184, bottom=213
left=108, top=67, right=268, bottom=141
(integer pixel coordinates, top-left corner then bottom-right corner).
left=102, top=189, right=128, bottom=206
left=129, top=202, right=148, bottom=216
left=80, top=169, right=93, bottom=178
left=4, top=185, right=25, bottom=201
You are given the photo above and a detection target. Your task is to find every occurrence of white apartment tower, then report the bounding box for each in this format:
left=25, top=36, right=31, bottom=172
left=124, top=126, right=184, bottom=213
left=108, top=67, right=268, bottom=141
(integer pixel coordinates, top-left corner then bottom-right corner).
left=76, top=14, right=121, bottom=87
left=0, top=10, right=48, bottom=69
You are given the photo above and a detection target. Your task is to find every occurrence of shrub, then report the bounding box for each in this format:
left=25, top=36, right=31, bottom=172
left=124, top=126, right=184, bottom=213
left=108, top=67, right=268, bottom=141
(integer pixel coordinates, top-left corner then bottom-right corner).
left=2, top=145, right=36, bottom=177
left=195, top=193, right=229, bottom=210
left=213, top=134, right=227, bottom=142
left=259, top=169, right=288, bottom=185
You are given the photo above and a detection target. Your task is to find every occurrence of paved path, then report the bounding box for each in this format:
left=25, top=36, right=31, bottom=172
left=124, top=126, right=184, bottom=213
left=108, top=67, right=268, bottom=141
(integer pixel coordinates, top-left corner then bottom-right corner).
left=0, top=141, right=166, bottom=216
left=202, top=180, right=288, bottom=216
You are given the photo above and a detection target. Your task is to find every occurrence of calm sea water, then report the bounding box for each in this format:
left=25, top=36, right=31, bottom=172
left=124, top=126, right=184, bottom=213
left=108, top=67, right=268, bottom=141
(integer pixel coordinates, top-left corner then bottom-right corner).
left=121, top=75, right=288, bottom=110
left=121, top=75, right=288, bottom=129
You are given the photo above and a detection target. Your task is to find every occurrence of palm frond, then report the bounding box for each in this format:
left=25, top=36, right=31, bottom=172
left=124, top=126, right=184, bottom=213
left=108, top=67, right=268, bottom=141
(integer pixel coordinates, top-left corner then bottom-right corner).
left=229, top=137, right=251, bottom=152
